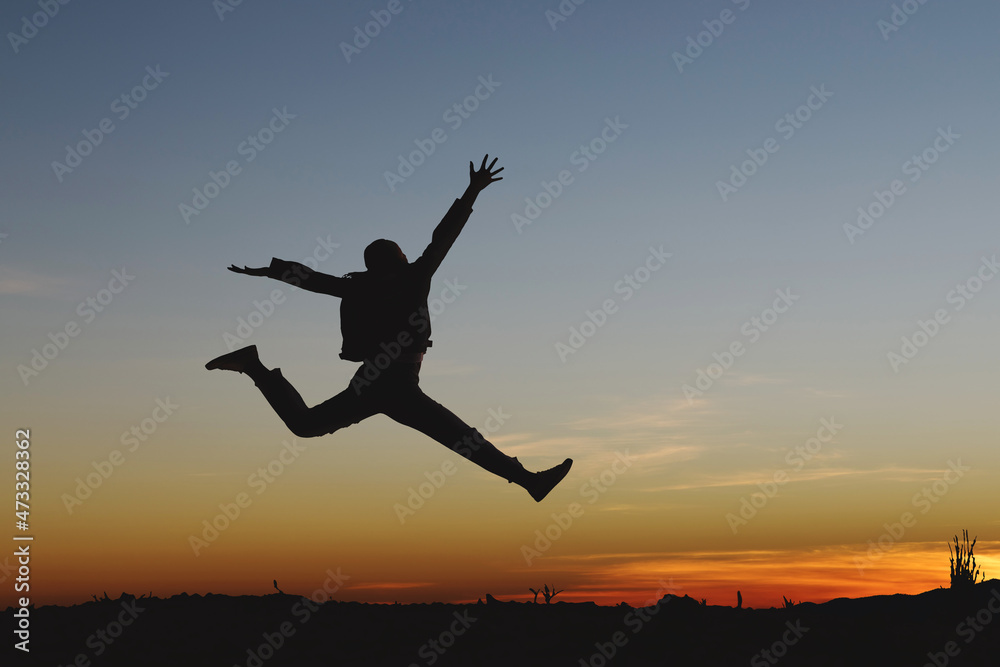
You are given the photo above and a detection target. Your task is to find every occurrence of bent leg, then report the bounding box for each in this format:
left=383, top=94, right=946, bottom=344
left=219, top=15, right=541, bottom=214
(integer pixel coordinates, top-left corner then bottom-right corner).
left=252, top=367, right=378, bottom=438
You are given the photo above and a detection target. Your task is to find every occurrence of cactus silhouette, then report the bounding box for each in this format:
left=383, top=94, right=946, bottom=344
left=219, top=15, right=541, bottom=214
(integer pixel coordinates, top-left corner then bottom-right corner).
left=949, top=530, right=984, bottom=589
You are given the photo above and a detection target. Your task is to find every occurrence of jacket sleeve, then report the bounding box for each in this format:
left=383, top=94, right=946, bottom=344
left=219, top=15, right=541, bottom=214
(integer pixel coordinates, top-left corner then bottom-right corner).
left=266, top=258, right=353, bottom=297
left=413, top=198, right=474, bottom=276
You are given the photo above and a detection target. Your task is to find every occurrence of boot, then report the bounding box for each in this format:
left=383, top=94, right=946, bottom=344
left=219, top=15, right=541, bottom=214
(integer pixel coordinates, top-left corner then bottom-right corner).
left=521, top=457, right=573, bottom=502
left=205, top=345, right=262, bottom=374
left=459, top=429, right=572, bottom=502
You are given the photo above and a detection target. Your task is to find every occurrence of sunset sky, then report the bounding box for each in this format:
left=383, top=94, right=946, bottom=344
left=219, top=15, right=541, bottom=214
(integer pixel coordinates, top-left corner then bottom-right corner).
left=3, top=0, right=1000, bottom=611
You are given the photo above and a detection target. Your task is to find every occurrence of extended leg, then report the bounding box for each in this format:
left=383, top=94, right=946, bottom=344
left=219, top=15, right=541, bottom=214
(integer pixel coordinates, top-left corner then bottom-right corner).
left=381, top=383, right=572, bottom=501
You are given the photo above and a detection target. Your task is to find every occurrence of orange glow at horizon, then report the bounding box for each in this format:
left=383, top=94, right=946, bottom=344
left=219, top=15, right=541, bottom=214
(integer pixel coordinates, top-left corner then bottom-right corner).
left=17, top=541, right=999, bottom=610
left=520, top=543, right=1000, bottom=609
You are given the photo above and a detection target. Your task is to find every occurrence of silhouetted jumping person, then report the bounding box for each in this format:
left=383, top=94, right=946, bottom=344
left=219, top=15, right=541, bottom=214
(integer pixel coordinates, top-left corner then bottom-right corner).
left=206, top=155, right=572, bottom=501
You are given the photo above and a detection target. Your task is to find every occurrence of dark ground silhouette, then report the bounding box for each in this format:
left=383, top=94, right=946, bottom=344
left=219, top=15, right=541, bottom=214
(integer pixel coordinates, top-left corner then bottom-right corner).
left=10, top=581, right=1000, bottom=666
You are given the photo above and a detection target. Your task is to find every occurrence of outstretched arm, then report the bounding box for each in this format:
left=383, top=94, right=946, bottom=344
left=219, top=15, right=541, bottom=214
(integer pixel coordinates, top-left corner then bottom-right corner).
left=417, top=155, right=503, bottom=275
left=228, top=258, right=352, bottom=297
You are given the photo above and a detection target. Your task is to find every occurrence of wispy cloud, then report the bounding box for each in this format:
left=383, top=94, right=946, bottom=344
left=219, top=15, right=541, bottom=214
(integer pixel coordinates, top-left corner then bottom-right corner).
left=558, top=394, right=714, bottom=433
left=0, top=266, right=73, bottom=296
left=642, top=466, right=954, bottom=492
left=489, top=394, right=738, bottom=475
left=727, top=373, right=790, bottom=387
left=347, top=581, right=434, bottom=591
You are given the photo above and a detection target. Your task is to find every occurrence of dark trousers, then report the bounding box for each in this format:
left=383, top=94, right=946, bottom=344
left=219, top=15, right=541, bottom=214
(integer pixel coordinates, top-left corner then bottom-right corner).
left=250, top=362, right=524, bottom=482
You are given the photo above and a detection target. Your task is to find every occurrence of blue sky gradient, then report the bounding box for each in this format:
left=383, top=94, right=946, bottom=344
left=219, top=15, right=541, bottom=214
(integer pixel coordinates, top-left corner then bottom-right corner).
left=3, top=0, right=1000, bottom=606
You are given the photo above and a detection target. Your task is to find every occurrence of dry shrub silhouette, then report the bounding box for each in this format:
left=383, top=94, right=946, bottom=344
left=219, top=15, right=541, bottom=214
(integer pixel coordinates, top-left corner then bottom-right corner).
left=529, top=584, right=564, bottom=604
left=949, top=529, right=984, bottom=589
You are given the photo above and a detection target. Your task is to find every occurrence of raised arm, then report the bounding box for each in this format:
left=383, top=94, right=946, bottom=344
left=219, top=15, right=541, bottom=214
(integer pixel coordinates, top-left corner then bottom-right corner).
left=416, top=155, right=503, bottom=275
left=228, top=258, right=352, bottom=297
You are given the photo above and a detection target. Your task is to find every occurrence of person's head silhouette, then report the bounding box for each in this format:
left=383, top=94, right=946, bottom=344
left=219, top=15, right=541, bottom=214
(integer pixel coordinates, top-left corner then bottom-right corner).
left=364, top=239, right=407, bottom=274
